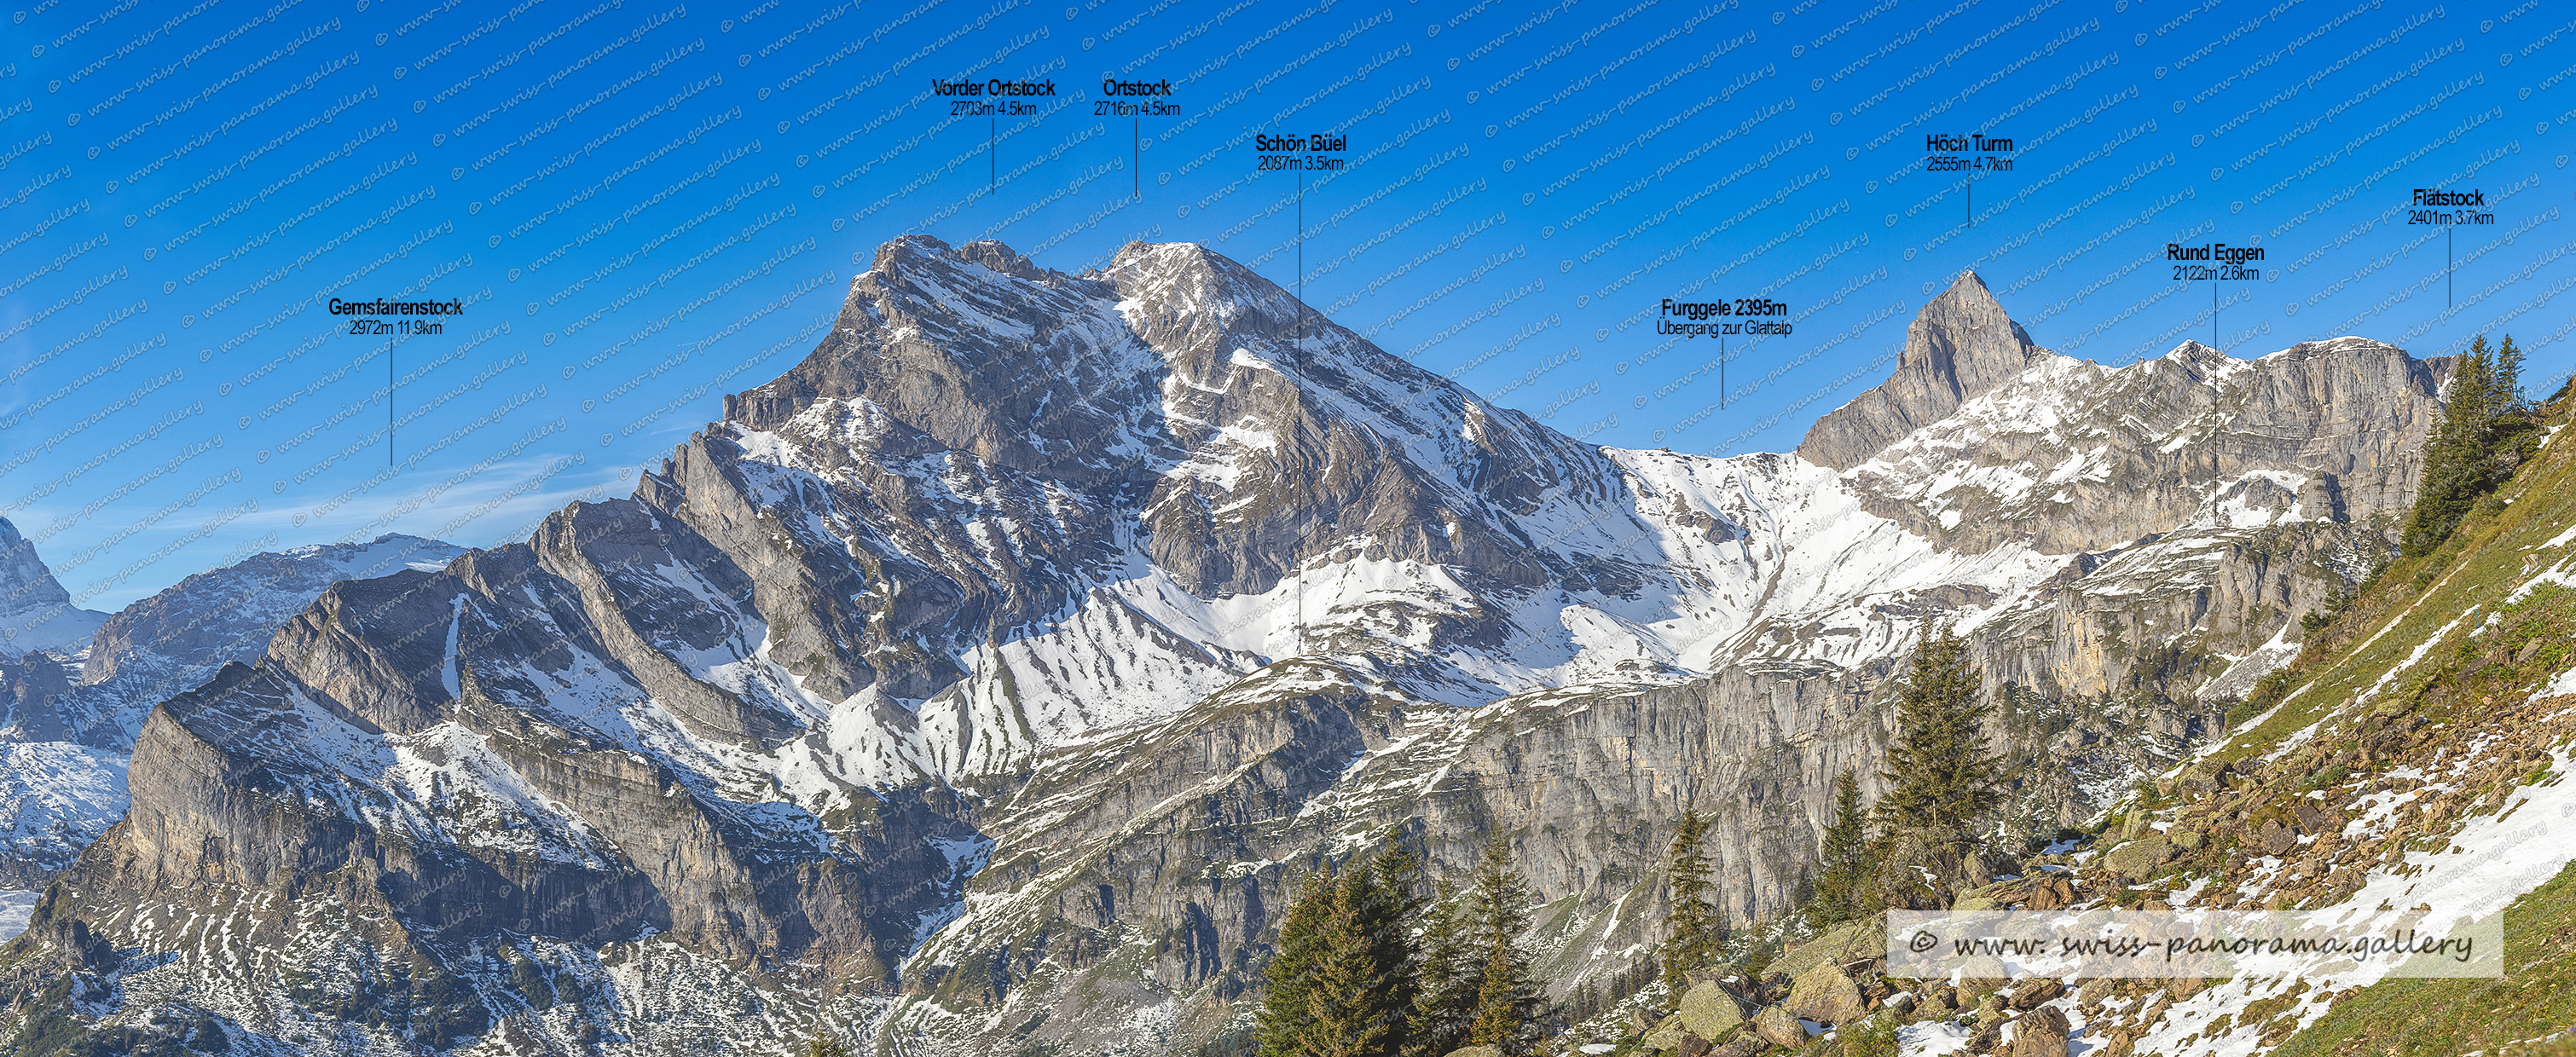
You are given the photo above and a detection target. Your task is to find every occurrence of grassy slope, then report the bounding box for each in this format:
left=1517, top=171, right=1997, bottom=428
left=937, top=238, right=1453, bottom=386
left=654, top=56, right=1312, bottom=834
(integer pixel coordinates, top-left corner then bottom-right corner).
left=2204, top=394, right=2576, bottom=1056
left=2271, top=860, right=2576, bottom=1057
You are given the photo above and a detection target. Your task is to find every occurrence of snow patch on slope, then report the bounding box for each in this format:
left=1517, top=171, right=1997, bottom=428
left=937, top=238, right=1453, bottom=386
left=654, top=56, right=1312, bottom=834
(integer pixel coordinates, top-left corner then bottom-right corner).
left=0, top=889, right=34, bottom=942
left=2145, top=738, right=2576, bottom=1057
left=0, top=742, right=129, bottom=873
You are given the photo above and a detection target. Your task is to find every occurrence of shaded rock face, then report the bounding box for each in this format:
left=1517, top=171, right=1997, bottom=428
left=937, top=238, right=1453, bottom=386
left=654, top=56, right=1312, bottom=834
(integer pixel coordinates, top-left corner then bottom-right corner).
left=907, top=661, right=1885, bottom=1032
left=0, top=239, right=2447, bottom=1055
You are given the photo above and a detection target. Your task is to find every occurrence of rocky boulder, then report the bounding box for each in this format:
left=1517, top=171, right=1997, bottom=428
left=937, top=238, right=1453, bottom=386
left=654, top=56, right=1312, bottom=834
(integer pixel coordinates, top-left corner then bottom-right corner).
left=1676, top=981, right=1751, bottom=1037
left=2258, top=818, right=2298, bottom=857
left=2011, top=1004, right=2072, bottom=1057
left=2101, top=835, right=2172, bottom=881
left=1752, top=1002, right=1808, bottom=1048
left=1768, top=912, right=1885, bottom=982
left=2010, top=977, right=2067, bottom=1010
left=1641, top=1016, right=1689, bottom=1053
left=1786, top=962, right=1867, bottom=1026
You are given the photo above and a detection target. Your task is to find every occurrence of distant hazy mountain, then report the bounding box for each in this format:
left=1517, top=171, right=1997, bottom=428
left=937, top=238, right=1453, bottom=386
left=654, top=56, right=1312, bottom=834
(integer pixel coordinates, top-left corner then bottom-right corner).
left=0, top=519, right=108, bottom=657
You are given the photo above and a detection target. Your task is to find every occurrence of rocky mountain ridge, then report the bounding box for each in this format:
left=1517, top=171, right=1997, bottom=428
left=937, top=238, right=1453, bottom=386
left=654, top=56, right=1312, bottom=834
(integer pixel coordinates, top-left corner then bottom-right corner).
left=0, top=533, right=464, bottom=889
left=0, top=237, right=2447, bottom=1055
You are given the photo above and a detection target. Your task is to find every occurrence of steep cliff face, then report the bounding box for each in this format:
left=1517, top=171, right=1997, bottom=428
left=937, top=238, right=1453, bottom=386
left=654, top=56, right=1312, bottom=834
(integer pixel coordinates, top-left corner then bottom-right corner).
left=1839, top=336, right=2440, bottom=557
left=0, top=240, right=2446, bottom=1055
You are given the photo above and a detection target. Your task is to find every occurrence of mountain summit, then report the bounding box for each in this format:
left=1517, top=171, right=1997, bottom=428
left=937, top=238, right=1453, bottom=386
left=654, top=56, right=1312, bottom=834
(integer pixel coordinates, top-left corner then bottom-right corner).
left=0, top=518, right=107, bottom=656
left=1797, top=271, right=2050, bottom=470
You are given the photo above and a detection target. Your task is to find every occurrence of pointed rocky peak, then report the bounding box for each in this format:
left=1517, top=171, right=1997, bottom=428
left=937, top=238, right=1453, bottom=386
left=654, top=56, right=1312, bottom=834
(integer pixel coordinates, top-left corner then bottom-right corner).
left=2165, top=339, right=2222, bottom=362
left=955, top=238, right=1049, bottom=281
left=0, top=517, right=108, bottom=655
left=2147, top=340, right=2243, bottom=385
left=728, top=234, right=1160, bottom=482
left=1099, top=240, right=1320, bottom=352
left=0, top=517, right=70, bottom=613
left=1796, top=270, right=2051, bottom=470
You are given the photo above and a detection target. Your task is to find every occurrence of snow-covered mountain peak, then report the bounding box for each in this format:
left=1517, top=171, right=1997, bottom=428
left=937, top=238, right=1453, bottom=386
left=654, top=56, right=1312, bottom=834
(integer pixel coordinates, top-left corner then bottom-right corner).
left=0, top=517, right=107, bottom=655
left=0, top=237, right=2469, bottom=1055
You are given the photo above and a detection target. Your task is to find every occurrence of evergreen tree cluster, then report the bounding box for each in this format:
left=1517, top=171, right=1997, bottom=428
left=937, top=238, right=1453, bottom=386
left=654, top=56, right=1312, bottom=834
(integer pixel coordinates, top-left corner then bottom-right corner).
left=2403, top=333, right=2537, bottom=557
left=1258, top=835, right=1543, bottom=1057
left=1655, top=621, right=2003, bottom=984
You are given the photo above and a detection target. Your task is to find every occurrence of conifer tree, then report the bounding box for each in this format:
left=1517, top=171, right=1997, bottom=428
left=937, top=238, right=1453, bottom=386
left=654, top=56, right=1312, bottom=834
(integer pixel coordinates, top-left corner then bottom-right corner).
left=1873, top=625, right=2001, bottom=875
left=1264, top=839, right=1433, bottom=1057
left=1365, top=840, right=1425, bottom=1037
left=1463, top=835, right=1540, bottom=1053
left=1308, top=866, right=1403, bottom=1057
left=1811, top=767, right=1873, bottom=924
left=1660, top=809, right=1720, bottom=994
left=2404, top=333, right=2534, bottom=557
left=1260, top=863, right=1337, bottom=1057
left=1407, top=880, right=1477, bottom=1057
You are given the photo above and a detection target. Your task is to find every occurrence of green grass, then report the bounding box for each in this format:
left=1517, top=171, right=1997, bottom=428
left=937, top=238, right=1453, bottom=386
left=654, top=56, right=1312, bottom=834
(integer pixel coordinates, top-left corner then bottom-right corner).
left=2242, top=397, right=2576, bottom=1054
left=2272, top=859, right=2576, bottom=1057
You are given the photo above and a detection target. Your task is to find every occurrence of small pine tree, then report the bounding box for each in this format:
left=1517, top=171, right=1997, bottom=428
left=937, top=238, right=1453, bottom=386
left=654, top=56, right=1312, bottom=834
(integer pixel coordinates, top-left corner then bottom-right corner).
left=1407, top=881, right=1477, bottom=1057
left=1873, top=624, right=2002, bottom=881
left=1660, top=809, right=1720, bottom=994
left=1260, top=863, right=1338, bottom=1057
left=1308, top=865, right=1403, bottom=1057
left=1462, top=835, right=1540, bottom=1053
left=1811, top=768, right=1873, bottom=924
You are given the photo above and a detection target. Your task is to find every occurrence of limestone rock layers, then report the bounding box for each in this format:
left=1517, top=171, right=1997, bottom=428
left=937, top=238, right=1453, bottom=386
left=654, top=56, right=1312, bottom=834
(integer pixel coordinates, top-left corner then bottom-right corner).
left=0, top=239, right=2451, bottom=1056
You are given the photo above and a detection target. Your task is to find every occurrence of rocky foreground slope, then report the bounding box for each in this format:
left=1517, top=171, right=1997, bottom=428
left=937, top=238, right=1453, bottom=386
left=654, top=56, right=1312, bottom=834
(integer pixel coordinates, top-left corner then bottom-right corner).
left=0, top=237, right=2446, bottom=1054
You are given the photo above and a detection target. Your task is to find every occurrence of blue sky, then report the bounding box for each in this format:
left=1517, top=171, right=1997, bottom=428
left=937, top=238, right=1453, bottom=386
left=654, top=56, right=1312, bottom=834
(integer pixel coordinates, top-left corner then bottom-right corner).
left=2, top=0, right=2567, bottom=610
